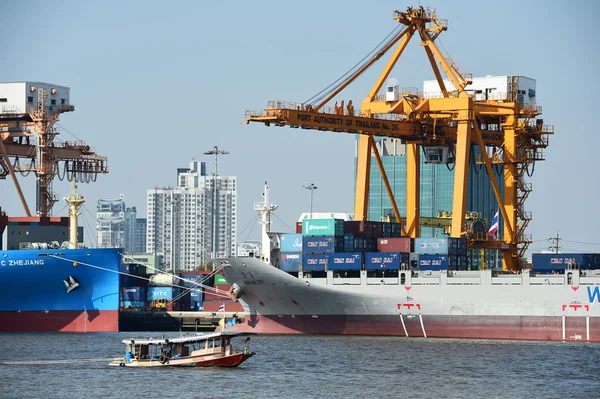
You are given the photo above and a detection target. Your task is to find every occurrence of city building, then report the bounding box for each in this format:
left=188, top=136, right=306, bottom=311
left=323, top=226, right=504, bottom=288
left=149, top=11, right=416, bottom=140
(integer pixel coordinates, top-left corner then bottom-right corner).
left=146, top=160, right=237, bottom=271
left=96, top=196, right=126, bottom=249
left=124, top=206, right=147, bottom=254
left=97, top=195, right=147, bottom=254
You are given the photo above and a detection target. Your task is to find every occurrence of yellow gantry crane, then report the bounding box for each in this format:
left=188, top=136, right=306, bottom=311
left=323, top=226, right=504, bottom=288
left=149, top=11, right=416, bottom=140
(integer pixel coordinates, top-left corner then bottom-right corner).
left=244, top=6, right=552, bottom=270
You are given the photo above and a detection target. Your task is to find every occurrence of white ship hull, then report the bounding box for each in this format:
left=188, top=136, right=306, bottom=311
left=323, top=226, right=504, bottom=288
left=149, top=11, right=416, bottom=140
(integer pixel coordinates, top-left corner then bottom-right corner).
left=219, top=257, right=600, bottom=342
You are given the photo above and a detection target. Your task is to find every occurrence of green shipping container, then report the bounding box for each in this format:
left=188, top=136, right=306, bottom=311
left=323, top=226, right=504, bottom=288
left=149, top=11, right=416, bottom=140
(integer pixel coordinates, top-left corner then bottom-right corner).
left=302, top=218, right=344, bottom=236
left=214, top=274, right=228, bottom=285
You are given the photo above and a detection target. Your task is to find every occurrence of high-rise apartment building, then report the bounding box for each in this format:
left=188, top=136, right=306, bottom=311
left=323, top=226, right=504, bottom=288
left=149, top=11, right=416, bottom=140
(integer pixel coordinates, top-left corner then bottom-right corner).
left=146, top=160, right=237, bottom=271
left=97, top=195, right=147, bottom=254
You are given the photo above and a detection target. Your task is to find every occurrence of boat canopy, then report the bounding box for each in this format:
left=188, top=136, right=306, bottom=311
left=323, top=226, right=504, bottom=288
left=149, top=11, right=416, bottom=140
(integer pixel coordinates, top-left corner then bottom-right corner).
left=121, top=331, right=255, bottom=346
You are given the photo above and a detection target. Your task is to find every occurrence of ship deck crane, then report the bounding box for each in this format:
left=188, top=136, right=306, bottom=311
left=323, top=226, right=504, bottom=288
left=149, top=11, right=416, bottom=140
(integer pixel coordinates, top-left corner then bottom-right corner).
left=244, top=6, right=553, bottom=270
left=0, top=88, right=108, bottom=217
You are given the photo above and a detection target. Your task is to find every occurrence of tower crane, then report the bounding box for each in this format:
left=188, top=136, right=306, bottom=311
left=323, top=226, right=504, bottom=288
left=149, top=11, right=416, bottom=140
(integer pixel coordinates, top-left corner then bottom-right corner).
left=244, top=6, right=553, bottom=270
left=0, top=87, right=108, bottom=217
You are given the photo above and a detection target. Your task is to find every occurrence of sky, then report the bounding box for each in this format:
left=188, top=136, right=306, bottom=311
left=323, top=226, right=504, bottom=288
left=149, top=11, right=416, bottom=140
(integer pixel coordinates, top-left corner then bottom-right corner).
left=1, top=0, right=599, bottom=255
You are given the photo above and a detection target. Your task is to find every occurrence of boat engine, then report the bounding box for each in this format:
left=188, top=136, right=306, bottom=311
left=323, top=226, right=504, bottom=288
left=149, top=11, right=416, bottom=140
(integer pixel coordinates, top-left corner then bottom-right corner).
left=230, top=283, right=243, bottom=302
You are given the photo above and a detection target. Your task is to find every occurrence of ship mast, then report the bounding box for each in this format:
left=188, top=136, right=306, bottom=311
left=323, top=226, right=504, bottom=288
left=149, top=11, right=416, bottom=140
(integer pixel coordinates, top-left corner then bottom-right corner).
left=64, top=179, right=85, bottom=249
left=254, top=182, right=277, bottom=263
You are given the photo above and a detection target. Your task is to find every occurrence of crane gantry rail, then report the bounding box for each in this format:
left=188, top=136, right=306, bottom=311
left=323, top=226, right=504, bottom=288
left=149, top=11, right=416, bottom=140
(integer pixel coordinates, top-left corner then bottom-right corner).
left=244, top=6, right=553, bottom=270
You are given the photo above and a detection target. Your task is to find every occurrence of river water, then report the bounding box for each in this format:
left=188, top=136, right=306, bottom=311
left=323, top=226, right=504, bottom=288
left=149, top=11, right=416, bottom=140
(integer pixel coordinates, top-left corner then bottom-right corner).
left=0, top=333, right=598, bottom=399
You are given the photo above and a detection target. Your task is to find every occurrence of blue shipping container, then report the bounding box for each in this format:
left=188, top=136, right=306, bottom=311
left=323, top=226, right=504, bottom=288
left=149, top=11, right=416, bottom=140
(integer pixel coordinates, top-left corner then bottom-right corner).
left=302, top=236, right=344, bottom=254
left=190, top=301, right=204, bottom=311
left=147, top=287, right=177, bottom=301
left=120, top=264, right=139, bottom=275
left=418, top=254, right=448, bottom=270
left=447, top=255, right=468, bottom=270
left=280, top=253, right=303, bottom=272
left=532, top=253, right=600, bottom=271
left=448, top=238, right=468, bottom=256
left=328, top=252, right=363, bottom=271
left=178, top=274, right=205, bottom=288
left=414, top=238, right=449, bottom=255
left=189, top=288, right=204, bottom=302
left=280, top=234, right=303, bottom=253
left=121, top=287, right=147, bottom=302
left=302, top=253, right=329, bottom=271
left=365, top=252, right=404, bottom=270
left=120, top=301, right=146, bottom=308
left=343, top=235, right=377, bottom=252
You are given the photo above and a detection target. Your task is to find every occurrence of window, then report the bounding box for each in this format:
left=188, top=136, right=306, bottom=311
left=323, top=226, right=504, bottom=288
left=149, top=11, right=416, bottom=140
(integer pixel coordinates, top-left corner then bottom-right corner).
left=28, top=96, right=34, bottom=103
left=61, top=98, right=66, bottom=104
left=51, top=99, right=56, bottom=105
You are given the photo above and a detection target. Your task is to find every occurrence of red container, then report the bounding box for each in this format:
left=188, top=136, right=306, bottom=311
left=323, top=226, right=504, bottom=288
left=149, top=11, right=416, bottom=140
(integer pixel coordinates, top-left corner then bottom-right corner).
left=215, top=283, right=230, bottom=292
left=377, top=237, right=412, bottom=253
left=204, top=291, right=223, bottom=302
left=296, top=222, right=302, bottom=234
left=344, top=221, right=381, bottom=237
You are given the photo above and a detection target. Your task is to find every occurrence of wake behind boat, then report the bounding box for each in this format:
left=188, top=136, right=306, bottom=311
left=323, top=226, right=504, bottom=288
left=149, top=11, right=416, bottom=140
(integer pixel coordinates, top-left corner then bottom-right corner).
left=109, top=331, right=255, bottom=367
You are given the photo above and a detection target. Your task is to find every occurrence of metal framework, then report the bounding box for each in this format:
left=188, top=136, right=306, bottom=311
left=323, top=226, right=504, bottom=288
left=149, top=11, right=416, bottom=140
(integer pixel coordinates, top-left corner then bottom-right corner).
left=0, top=89, right=108, bottom=217
left=243, top=6, right=552, bottom=270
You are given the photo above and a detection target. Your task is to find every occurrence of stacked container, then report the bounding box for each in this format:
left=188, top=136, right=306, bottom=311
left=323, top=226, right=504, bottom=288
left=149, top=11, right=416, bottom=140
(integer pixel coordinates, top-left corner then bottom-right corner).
left=119, top=263, right=149, bottom=309
left=280, top=233, right=303, bottom=272
left=414, top=237, right=468, bottom=271
left=300, top=218, right=345, bottom=272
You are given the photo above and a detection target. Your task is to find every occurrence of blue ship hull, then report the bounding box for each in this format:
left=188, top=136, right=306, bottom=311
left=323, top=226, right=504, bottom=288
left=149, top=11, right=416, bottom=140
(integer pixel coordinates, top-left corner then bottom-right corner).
left=0, top=247, right=121, bottom=332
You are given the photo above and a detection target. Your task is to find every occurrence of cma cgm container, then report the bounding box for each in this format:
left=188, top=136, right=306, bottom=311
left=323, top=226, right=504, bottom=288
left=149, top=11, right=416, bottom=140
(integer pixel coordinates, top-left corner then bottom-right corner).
left=280, top=253, right=303, bottom=272
left=280, top=233, right=303, bottom=253
left=377, top=237, right=412, bottom=253
left=303, top=253, right=329, bottom=271
left=532, top=253, right=600, bottom=272
left=121, top=287, right=147, bottom=302
left=302, top=236, right=344, bottom=254
left=328, top=253, right=363, bottom=271
left=414, top=238, right=448, bottom=255
left=365, top=252, right=408, bottom=270
left=302, top=219, right=344, bottom=236
left=418, top=254, right=448, bottom=271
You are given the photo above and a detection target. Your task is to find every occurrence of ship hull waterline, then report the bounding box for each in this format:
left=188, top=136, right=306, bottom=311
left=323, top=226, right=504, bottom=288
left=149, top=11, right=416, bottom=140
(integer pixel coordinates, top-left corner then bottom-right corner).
left=218, top=257, right=600, bottom=342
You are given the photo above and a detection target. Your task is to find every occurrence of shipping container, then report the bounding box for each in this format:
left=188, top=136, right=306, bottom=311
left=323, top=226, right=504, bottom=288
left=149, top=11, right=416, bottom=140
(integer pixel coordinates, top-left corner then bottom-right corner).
left=189, top=288, right=204, bottom=303
left=177, top=273, right=206, bottom=288
left=532, top=253, right=600, bottom=272
left=147, top=286, right=178, bottom=301
left=447, top=255, right=468, bottom=270
left=120, top=264, right=138, bottom=275
left=302, top=253, right=329, bottom=271
left=377, top=237, right=412, bottom=253
left=343, top=234, right=376, bottom=252
left=448, top=237, right=468, bottom=256
left=214, top=274, right=227, bottom=285
left=280, top=253, right=303, bottom=272
left=414, top=237, right=449, bottom=255
left=302, top=236, right=344, bottom=254
left=121, top=286, right=147, bottom=302
left=119, top=274, right=143, bottom=287
left=203, top=300, right=244, bottom=313
left=302, top=218, right=344, bottom=236
left=365, top=252, right=408, bottom=270
left=418, top=254, right=448, bottom=270
left=190, top=301, right=204, bottom=311
left=120, top=301, right=146, bottom=308
left=280, top=233, right=303, bottom=253
left=328, top=252, right=363, bottom=271
left=149, top=273, right=175, bottom=287
left=343, top=220, right=381, bottom=238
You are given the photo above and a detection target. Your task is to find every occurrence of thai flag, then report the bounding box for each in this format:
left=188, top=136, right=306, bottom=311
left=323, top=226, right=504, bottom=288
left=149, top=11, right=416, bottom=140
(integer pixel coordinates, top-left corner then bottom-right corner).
left=488, top=209, right=499, bottom=238
left=218, top=303, right=225, bottom=312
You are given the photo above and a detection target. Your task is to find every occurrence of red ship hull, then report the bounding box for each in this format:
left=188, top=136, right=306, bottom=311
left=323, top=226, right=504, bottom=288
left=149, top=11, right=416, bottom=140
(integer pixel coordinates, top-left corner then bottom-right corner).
left=226, top=314, right=600, bottom=342
left=0, top=310, right=119, bottom=332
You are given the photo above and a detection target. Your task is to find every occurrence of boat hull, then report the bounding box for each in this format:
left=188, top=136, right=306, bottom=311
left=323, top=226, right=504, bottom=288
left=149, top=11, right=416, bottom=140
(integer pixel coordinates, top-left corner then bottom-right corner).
left=110, top=352, right=254, bottom=367
left=219, top=257, right=600, bottom=342
left=0, top=310, right=119, bottom=332
left=226, top=313, right=599, bottom=341
left=0, top=248, right=121, bottom=332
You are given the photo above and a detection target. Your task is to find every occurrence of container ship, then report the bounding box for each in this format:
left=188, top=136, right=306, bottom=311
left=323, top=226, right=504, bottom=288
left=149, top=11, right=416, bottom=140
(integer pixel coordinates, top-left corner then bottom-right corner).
left=0, top=185, right=122, bottom=332
left=217, top=184, right=600, bottom=342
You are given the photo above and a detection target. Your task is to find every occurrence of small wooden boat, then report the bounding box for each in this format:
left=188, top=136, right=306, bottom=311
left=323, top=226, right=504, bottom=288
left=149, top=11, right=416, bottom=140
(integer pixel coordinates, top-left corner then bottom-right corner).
left=108, top=331, right=255, bottom=367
